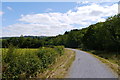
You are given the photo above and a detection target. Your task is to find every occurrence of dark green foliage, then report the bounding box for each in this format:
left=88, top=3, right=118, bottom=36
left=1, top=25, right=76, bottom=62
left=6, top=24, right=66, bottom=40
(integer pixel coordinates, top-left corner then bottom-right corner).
left=2, top=36, right=44, bottom=48
left=2, top=14, right=120, bottom=51
left=81, top=14, right=120, bottom=51
left=48, top=14, right=120, bottom=52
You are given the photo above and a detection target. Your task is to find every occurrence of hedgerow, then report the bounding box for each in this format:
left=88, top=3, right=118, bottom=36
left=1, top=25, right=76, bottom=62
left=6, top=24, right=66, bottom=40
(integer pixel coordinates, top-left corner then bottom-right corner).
left=2, top=46, right=64, bottom=79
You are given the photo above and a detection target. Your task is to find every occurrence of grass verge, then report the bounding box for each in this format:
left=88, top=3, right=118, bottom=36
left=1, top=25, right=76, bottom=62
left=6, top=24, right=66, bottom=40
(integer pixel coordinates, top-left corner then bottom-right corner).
left=37, top=48, right=75, bottom=78
left=82, top=50, right=119, bottom=77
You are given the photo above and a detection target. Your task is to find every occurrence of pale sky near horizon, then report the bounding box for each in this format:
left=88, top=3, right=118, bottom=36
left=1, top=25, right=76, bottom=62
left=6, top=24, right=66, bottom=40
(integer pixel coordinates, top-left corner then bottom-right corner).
left=1, top=1, right=119, bottom=37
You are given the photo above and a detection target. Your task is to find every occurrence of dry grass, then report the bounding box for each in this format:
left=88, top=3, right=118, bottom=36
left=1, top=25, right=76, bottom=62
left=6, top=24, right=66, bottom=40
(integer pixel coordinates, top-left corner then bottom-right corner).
left=37, top=48, right=75, bottom=78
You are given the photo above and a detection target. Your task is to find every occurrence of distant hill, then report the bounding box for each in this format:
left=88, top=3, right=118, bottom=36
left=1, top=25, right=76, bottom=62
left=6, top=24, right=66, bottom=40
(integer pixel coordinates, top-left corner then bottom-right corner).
left=0, top=36, right=47, bottom=39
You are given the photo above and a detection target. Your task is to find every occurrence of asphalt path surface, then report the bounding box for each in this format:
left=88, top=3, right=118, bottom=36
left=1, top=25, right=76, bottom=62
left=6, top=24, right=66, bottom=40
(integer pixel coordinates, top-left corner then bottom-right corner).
left=66, top=49, right=118, bottom=78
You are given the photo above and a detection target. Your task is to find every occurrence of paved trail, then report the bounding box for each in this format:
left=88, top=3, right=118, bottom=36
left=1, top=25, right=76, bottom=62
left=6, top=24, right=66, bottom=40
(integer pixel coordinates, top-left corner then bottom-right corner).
left=66, top=49, right=118, bottom=78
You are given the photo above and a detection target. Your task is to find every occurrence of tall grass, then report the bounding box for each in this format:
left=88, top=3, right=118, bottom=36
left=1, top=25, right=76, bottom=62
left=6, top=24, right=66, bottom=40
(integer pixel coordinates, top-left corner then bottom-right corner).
left=2, top=46, right=64, bottom=79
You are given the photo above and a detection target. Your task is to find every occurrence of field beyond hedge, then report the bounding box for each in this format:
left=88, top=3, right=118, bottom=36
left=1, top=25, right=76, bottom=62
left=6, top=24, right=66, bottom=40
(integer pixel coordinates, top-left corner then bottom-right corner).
left=2, top=46, right=69, bottom=79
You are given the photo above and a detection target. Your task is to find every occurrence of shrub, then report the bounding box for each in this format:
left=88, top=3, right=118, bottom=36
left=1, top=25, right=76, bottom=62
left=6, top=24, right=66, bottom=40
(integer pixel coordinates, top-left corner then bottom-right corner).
left=37, top=47, right=57, bottom=69
left=2, top=49, right=42, bottom=78
left=2, top=46, right=65, bottom=79
left=54, top=46, right=64, bottom=56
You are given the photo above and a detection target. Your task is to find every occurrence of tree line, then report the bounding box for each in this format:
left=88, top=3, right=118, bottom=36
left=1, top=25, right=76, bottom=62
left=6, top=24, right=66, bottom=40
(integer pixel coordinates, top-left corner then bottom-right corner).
left=2, top=14, right=120, bottom=51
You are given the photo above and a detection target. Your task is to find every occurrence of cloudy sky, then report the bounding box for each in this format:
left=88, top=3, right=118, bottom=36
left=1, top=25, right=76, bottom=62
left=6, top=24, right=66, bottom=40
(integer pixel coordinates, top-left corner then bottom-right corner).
left=1, top=1, right=119, bottom=37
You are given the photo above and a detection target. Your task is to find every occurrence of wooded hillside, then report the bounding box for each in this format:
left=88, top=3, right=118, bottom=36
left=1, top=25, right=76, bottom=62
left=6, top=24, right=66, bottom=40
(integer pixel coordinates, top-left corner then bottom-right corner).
left=2, top=14, right=120, bottom=51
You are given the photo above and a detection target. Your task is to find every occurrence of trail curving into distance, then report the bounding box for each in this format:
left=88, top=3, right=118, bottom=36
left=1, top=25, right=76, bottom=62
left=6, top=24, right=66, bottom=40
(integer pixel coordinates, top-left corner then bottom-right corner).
left=66, top=49, right=118, bottom=78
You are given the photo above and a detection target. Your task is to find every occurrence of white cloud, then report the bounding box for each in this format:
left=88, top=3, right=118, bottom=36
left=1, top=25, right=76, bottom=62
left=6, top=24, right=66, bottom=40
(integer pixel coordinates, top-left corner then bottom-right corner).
left=3, top=3, right=118, bottom=37
left=0, top=11, right=4, bottom=16
left=2, top=23, right=75, bottom=37
left=7, top=6, right=13, bottom=11
left=77, top=1, right=89, bottom=4
left=19, top=3, right=118, bottom=26
left=100, top=0, right=119, bottom=2
left=118, top=1, right=120, bottom=13
left=45, top=8, right=53, bottom=12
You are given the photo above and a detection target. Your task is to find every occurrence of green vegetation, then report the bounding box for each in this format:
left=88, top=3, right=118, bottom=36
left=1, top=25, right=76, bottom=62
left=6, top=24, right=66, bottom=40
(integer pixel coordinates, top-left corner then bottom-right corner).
left=54, top=46, right=64, bottom=56
left=2, top=35, right=45, bottom=48
left=37, top=49, right=75, bottom=78
left=2, top=46, right=64, bottom=79
left=1, top=13, right=120, bottom=78
left=2, top=14, right=120, bottom=52
left=47, top=14, right=120, bottom=52
left=87, top=51, right=119, bottom=65
left=85, top=50, right=120, bottom=76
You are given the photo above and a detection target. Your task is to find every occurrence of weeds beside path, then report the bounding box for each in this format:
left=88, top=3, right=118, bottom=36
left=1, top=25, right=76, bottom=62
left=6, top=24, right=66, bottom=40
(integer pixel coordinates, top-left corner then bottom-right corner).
left=82, top=50, right=119, bottom=77
left=37, top=48, right=75, bottom=78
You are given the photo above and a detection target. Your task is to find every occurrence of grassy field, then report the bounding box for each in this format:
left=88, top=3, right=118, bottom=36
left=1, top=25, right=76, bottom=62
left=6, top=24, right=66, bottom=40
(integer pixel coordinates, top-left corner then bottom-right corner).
left=2, top=46, right=75, bottom=79
left=2, top=48, right=38, bottom=56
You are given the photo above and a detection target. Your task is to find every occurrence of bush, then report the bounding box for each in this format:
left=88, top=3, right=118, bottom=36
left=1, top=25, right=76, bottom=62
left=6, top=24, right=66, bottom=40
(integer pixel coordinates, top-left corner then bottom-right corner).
left=2, top=49, right=42, bottom=78
left=37, top=47, right=57, bottom=69
left=54, top=46, right=64, bottom=56
left=2, top=46, right=65, bottom=79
